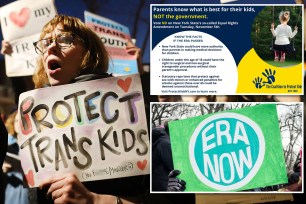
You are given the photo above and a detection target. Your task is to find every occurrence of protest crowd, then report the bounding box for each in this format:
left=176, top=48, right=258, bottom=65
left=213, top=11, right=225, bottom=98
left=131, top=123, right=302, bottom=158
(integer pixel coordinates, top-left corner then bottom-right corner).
left=0, top=0, right=305, bottom=204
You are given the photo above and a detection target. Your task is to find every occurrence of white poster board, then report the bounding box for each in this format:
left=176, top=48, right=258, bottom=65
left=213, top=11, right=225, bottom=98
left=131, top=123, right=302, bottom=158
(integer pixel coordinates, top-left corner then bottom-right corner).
left=17, top=74, right=149, bottom=187
left=0, top=0, right=57, bottom=76
left=4, top=33, right=40, bottom=76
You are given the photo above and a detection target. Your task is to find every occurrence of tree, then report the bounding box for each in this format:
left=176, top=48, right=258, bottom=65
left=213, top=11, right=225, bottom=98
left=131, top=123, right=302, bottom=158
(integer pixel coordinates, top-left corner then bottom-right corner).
left=278, top=104, right=302, bottom=171
left=199, top=103, right=225, bottom=114
left=151, top=103, right=200, bottom=127
left=152, top=103, right=255, bottom=127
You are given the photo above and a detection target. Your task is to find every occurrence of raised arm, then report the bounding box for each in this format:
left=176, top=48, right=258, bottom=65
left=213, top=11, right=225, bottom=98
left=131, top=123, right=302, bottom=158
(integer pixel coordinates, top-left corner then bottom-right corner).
left=270, top=23, right=276, bottom=36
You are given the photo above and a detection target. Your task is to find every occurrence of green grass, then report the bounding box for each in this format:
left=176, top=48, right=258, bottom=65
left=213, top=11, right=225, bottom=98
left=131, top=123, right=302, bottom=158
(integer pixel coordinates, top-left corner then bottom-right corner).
left=265, top=60, right=301, bottom=67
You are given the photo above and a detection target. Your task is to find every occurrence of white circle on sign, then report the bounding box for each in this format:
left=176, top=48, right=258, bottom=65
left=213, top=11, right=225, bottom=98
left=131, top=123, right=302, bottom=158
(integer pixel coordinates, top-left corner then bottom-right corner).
left=189, top=112, right=265, bottom=191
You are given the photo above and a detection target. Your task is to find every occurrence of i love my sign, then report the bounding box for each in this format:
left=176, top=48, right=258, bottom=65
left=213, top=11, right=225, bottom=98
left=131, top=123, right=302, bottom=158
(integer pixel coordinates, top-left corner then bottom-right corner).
left=0, top=0, right=57, bottom=41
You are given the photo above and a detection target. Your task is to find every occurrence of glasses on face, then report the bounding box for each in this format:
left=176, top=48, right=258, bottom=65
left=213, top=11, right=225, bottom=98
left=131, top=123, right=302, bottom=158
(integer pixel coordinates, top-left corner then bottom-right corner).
left=33, top=33, right=84, bottom=54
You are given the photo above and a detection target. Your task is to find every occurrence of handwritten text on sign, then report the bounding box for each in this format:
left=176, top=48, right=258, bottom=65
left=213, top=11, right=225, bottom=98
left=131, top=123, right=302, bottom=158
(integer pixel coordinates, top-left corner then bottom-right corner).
left=17, top=74, right=149, bottom=187
left=0, top=0, right=57, bottom=41
left=84, top=11, right=138, bottom=75
left=190, top=113, right=265, bottom=191
left=4, top=34, right=40, bottom=77
left=169, top=104, right=288, bottom=192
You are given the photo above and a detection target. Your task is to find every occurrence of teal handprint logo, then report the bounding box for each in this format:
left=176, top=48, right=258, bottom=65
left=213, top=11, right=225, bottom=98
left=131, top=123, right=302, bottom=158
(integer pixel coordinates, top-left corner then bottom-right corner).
left=262, top=69, right=276, bottom=84
left=253, top=68, right=276, bottom=89
left=253, top=77, right=265, bottom=89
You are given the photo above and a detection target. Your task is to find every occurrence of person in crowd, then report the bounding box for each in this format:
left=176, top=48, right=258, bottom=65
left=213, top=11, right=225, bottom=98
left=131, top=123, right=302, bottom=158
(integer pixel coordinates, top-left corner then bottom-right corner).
left=293, top=148, right=302, bottom=176
left=161, top=120, right=187, bottom=192
left=152, top=126, right=175, bottom=191
left=28, top=14, right=148, bottom=204
left=278, top=170, right=302, bottom=192
left=271, top=10, right=298, bottom=62
left=152, top=121, right=194, bottom=203
left=2, top=110, right=34, bottom=204
left=152, top=121, right=185, bottom=192
left=0, top=118, right=8, bottom=204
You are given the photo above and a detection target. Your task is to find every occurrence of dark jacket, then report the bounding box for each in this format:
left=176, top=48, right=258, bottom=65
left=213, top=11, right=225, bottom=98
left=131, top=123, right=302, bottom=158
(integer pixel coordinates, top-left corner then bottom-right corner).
left=152, top=127, right=173, bottom=191
left=151, top=127, right=195, bottom=203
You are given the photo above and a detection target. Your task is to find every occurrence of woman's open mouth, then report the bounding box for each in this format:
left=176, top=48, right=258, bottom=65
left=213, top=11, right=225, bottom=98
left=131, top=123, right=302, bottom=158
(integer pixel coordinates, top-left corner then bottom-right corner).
left=48, top=60, right=61, bottom=71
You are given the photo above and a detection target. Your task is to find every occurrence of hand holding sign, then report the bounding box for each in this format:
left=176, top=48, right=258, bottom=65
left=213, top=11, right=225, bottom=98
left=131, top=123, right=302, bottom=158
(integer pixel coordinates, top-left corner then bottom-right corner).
left=167, top=170, right=186, bottom=191
left=40, top=173, right=94, bottom=203
left=1, top=40, right=13, bottom=55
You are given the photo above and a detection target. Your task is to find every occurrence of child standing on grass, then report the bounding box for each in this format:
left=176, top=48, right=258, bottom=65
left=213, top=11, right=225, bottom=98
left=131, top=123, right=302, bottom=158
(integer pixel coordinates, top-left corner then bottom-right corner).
left=271, top=11, right=298, bottom=62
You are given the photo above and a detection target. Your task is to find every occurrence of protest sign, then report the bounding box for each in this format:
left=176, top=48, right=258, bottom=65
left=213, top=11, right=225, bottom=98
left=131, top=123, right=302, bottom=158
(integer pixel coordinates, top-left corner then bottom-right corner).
left=17, top=74, right=149, bottom=187
left=0, top=0, right=57, bottom=76
left=151, top=5, right=303, bottom=95
left=169, top=104, right=287, bottom=192
left=84, top=11, right=138, bottom=76
left=4, top=33, right=39, bottom=76
left=0, top=0, right=57, bottom=41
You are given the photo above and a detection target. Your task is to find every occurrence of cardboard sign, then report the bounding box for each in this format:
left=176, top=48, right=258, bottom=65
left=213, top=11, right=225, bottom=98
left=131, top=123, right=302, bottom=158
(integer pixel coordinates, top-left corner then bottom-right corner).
left=17, top=74, right=149, bottom=187
left=169, top=104, right=287, bottom=192
left=84, top=11, right=138, bottom=75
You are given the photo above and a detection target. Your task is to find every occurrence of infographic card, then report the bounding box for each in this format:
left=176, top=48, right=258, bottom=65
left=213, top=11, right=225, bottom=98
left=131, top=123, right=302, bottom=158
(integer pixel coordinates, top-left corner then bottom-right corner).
left=151, top=5, right=304, bottom=95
